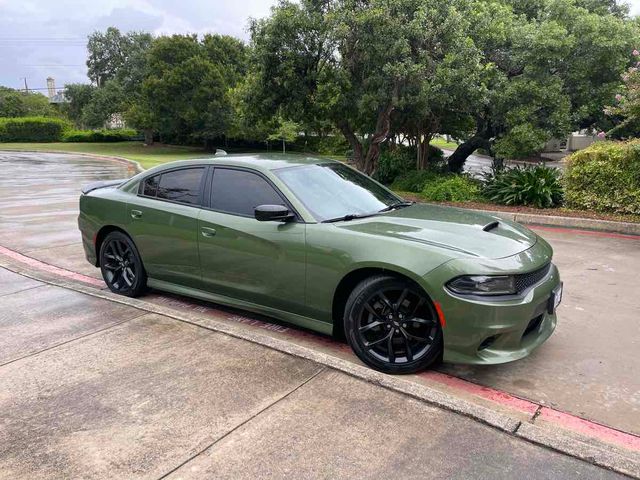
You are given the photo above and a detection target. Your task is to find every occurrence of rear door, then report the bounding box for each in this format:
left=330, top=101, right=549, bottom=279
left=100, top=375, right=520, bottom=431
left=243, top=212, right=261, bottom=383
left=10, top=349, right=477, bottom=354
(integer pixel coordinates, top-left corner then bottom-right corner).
left=198, top=167, right=306, bottom=315
left=127, top=166, right=206, bottom=288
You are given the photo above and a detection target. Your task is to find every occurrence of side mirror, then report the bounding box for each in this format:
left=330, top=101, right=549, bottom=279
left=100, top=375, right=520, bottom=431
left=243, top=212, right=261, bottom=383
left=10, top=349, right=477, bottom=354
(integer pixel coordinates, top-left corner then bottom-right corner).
left=254, top=204, right=295, bottom=222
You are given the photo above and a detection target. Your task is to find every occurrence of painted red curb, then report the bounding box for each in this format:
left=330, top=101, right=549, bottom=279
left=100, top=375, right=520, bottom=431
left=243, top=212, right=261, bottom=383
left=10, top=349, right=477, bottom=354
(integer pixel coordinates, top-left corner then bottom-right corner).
left=2, top=243, right=639, bottom=453
left=419, top=370, right=540, bottom=415
left=530, top=225, right=640, bottom=241
left=0, top=246, right=103, bottom=287
left=539, top=407, right=640, bottom=452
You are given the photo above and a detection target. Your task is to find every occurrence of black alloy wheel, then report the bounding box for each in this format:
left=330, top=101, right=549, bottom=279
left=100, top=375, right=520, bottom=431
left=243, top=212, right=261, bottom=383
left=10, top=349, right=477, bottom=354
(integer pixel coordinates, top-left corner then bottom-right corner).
left=99, top=231, right=147, bottom=297
left=344, top=275, right=442, bottom=374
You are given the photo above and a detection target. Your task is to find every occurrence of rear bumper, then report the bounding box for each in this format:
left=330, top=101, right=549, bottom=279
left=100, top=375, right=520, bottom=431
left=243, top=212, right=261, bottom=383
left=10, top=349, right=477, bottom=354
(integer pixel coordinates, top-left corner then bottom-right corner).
left=78, top=211, right=98, bottom=266
left=422, top=239, right=560, bottom=365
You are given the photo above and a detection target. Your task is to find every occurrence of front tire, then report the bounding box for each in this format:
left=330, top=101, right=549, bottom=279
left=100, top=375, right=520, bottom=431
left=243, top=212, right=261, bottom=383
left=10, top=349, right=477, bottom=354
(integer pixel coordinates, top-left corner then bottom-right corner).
left=99, top=231, right=147, bottom=297
left=344, top=275, right=442, bottom=374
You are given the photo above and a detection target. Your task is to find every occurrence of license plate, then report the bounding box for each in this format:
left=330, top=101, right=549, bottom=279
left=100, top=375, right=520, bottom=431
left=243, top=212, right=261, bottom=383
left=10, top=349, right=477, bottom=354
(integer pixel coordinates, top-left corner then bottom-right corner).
left=548, top=282, right=563, bottom=314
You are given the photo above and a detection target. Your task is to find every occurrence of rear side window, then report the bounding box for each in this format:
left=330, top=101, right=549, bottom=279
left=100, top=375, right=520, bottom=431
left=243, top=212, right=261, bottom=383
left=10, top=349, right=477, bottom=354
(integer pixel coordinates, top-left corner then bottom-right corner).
left=156, top=168, right=205, bottom=205
left=139, top=168, right=205, bottom=206
left=211, top=168, right=284, bottom=216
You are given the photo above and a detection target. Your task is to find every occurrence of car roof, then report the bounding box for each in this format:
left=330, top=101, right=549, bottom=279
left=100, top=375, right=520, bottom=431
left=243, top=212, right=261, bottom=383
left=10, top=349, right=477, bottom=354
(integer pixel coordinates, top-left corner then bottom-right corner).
left=147, top=153, right=338, bottom=173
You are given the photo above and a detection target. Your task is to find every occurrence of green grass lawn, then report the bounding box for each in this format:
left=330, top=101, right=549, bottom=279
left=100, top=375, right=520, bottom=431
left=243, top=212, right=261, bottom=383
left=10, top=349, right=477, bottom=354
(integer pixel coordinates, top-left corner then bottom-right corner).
left=0, top=142, right=209, bottom=169
left=0, top=141, right=347, bottom=169
left=430, top=137, right=459, bottom=150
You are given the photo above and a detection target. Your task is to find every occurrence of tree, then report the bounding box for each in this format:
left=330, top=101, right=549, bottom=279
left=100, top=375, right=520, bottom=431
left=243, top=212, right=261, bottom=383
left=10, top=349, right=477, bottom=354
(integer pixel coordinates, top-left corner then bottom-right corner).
left=248, top=0, right=486, bottom=175
left=62, top=84, right=95, bottom=127
left=0, top=87, right=55, bottom=117
left=606, top=49, right=640, bottom=138
left=268, top=116, right=300, bottom=153
left=130, top=34, right=243, bottom=149
left=87, top=27, right=152, bottom=87
left=447, top=0, right=639, bottom=171
left=81, top=80, right=125, bottom=128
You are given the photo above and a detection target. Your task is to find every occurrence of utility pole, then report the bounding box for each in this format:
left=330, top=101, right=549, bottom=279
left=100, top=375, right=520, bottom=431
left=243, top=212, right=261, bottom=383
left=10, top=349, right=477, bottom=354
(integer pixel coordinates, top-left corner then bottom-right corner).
left=20, top=77, right=29, bottom=93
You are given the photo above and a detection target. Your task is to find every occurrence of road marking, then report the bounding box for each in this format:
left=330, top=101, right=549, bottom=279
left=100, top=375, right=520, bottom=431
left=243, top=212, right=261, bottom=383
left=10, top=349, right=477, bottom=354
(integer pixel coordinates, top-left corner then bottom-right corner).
left=1, top=243, right=639, bottom=454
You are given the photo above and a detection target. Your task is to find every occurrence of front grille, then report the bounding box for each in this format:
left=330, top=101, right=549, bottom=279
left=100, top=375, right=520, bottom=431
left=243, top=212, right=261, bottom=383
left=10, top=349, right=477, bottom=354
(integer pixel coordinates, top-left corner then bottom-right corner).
left=514, top=263, right=551, bottom=293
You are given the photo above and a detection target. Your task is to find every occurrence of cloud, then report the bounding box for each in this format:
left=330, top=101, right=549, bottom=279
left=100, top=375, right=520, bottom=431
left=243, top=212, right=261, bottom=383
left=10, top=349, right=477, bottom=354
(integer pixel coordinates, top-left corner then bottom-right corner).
left=1, top=0, right=638, bottom=91
left=0, top=0, right=277, bottom=90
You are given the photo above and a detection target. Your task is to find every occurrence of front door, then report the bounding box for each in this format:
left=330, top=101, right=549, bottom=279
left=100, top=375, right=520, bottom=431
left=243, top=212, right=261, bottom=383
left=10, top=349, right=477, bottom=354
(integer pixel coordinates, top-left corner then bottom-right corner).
left=126, top=166, right=206, bottom=288
left=198, top=167, right=306, bottom=315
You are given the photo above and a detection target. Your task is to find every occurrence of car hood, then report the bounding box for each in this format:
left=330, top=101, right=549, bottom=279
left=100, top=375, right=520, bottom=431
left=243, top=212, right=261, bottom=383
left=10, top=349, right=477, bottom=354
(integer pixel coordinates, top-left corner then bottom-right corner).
left=336, top=203, right=537, bottom=259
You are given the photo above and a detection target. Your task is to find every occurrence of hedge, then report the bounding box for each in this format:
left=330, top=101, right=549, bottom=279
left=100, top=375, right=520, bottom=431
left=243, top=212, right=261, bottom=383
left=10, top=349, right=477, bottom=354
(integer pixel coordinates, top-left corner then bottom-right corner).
left=0, top=116, right=71, bottom=142
left=62, top=128, right=139, bottom=142
left=564, top=140, right=640, bottom=215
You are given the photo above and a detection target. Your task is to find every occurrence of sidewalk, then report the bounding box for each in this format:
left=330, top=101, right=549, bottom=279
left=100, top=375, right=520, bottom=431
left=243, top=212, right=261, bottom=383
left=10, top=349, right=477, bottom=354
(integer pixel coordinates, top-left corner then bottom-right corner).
left=0, top=268, right=627, bottom=480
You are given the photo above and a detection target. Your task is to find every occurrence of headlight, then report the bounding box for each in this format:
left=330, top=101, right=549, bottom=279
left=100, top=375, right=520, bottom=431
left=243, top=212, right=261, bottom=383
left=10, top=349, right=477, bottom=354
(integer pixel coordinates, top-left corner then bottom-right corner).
left=447, top=275, right=516, bottom=296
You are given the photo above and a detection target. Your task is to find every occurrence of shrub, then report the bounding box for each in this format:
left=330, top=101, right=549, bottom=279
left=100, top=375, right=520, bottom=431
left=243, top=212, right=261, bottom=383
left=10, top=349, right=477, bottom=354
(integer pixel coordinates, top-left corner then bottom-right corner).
left=392, top=169, right=482, bottom=202
left=483, top=165, right=563, bottom=208
left=376, top=145, right=444, bottom=185
left=62, top=128, right=138, bottom=142
left=0, top=116, right=70, bottom=142
left=421, top=174, right=483, bottom=202
left=391, top=170, right=439, bottom=192
left=564, top=141, right=640, bottom=215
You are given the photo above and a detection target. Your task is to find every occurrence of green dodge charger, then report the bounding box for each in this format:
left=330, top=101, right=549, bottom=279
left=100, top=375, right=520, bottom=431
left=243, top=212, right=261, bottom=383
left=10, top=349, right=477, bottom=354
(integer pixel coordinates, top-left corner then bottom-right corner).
left=78, top=154, right=562, bottom=374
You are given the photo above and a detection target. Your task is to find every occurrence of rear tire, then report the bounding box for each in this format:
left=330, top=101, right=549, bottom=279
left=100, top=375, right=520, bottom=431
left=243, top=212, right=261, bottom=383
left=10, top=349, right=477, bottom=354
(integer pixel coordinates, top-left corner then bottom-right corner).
left=344, top=275, right=442, bottom=374
left=99, top=231, right=147, bottom=297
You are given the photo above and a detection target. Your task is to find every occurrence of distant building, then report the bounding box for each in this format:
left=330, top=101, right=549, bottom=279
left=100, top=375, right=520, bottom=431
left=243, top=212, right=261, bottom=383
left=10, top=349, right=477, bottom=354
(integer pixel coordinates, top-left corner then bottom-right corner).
left=105, top=113, right=126, bottom=129
left=46, top=77, right=68, bottom=104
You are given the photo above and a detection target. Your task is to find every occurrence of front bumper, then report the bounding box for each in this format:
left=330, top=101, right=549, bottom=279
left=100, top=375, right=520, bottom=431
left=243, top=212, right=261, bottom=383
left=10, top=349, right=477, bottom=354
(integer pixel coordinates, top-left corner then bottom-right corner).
left=423, top=238, right=560, bottom=365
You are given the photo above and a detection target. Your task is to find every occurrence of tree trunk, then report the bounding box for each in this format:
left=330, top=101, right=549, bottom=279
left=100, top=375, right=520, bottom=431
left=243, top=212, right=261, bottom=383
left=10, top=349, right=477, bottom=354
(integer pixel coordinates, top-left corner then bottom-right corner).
left=338, top=122, right=364, bottom=167
left=144, top=129, right=154, bottom=146
left=282, top=138, right=286, bottom=154
left=204, top=139, right=216, bottom=153
left=416, top=132, right=433, bottom=170
left=362, top=101, right=395, bottom=175
left=447, top=136, right=487, bottom=173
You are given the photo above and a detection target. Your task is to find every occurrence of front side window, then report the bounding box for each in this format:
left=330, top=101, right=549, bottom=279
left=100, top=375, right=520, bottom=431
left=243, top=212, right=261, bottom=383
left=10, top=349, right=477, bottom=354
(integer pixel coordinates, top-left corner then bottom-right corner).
left=142, top=174, right=160, bottom=197
left=140, top=168, right=204, bottom=205
left=274, top=163, right=400, bottom=222
left=211, top=168, right=284, bottom=216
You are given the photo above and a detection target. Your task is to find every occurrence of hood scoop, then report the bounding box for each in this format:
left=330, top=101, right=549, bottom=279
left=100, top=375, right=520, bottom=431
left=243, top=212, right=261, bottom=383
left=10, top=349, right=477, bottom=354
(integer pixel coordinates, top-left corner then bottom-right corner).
left=482, top=220, right=500, bottom=232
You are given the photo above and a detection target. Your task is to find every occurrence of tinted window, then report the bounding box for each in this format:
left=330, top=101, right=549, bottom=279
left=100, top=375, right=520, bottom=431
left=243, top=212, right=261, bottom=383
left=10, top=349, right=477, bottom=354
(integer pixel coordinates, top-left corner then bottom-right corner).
left=274, top=163, right=399, bottom=222
left=156, top=168, right=204, bottom=205
left=211, top=168, right=284, bottom=216
left=142, top=174, right=159, bottom=197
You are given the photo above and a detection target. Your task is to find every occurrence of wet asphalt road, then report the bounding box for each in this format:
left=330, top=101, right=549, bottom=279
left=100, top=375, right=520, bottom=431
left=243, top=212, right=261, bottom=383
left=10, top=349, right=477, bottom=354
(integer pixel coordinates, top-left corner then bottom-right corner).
left=0, top=150, right=638, bottom=437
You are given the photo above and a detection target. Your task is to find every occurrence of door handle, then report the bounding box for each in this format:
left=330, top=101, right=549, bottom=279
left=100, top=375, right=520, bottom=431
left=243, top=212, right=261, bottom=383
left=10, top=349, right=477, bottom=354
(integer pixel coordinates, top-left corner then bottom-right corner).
left=130, top=209, right=143, bottom=219
left=201, top=227, right=217, bottom=238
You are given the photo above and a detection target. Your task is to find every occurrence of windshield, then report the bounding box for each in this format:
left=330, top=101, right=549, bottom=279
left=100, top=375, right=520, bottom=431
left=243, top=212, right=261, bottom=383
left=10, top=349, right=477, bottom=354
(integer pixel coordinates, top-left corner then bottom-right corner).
left=274, top=163, right=402, bottom=222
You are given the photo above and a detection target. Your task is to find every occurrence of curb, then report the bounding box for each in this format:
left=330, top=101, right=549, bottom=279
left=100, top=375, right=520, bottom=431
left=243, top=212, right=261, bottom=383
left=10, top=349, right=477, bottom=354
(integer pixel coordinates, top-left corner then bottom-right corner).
left=0, top=149, right=145, bottom=173
left=483, top=210, right=640, bottom=237
left=1, top=252, right=639, bottom=478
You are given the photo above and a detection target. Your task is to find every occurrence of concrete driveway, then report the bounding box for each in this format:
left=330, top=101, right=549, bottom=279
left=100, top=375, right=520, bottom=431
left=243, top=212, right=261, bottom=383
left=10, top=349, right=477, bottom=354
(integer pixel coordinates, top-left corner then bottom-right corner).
left=0, top=151, right=638, bottom=478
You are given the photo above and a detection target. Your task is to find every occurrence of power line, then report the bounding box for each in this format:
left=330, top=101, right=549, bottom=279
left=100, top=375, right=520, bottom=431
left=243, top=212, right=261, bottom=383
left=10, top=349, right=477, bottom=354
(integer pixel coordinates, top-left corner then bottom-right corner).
left=11, top=86, right=74, bottom=91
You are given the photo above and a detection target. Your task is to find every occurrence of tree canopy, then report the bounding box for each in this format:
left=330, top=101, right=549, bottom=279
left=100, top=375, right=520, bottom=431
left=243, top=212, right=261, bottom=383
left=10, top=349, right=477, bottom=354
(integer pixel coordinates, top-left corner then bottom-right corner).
left=0, top=87, right=55, bottom=118
left=56, top=0, right=640, bottom=172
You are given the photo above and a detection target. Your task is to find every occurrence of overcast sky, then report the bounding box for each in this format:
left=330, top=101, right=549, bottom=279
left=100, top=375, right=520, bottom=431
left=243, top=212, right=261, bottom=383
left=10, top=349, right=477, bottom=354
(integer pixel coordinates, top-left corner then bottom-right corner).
left=1, top=0, right=639, bottom=91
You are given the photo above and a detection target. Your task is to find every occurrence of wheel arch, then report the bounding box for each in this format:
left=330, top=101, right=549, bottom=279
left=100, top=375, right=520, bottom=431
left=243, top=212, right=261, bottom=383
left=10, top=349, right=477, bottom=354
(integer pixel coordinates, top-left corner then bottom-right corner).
left=94, top=225, right=133, bottom=267
left=331, top=264, right=434, bottom=339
